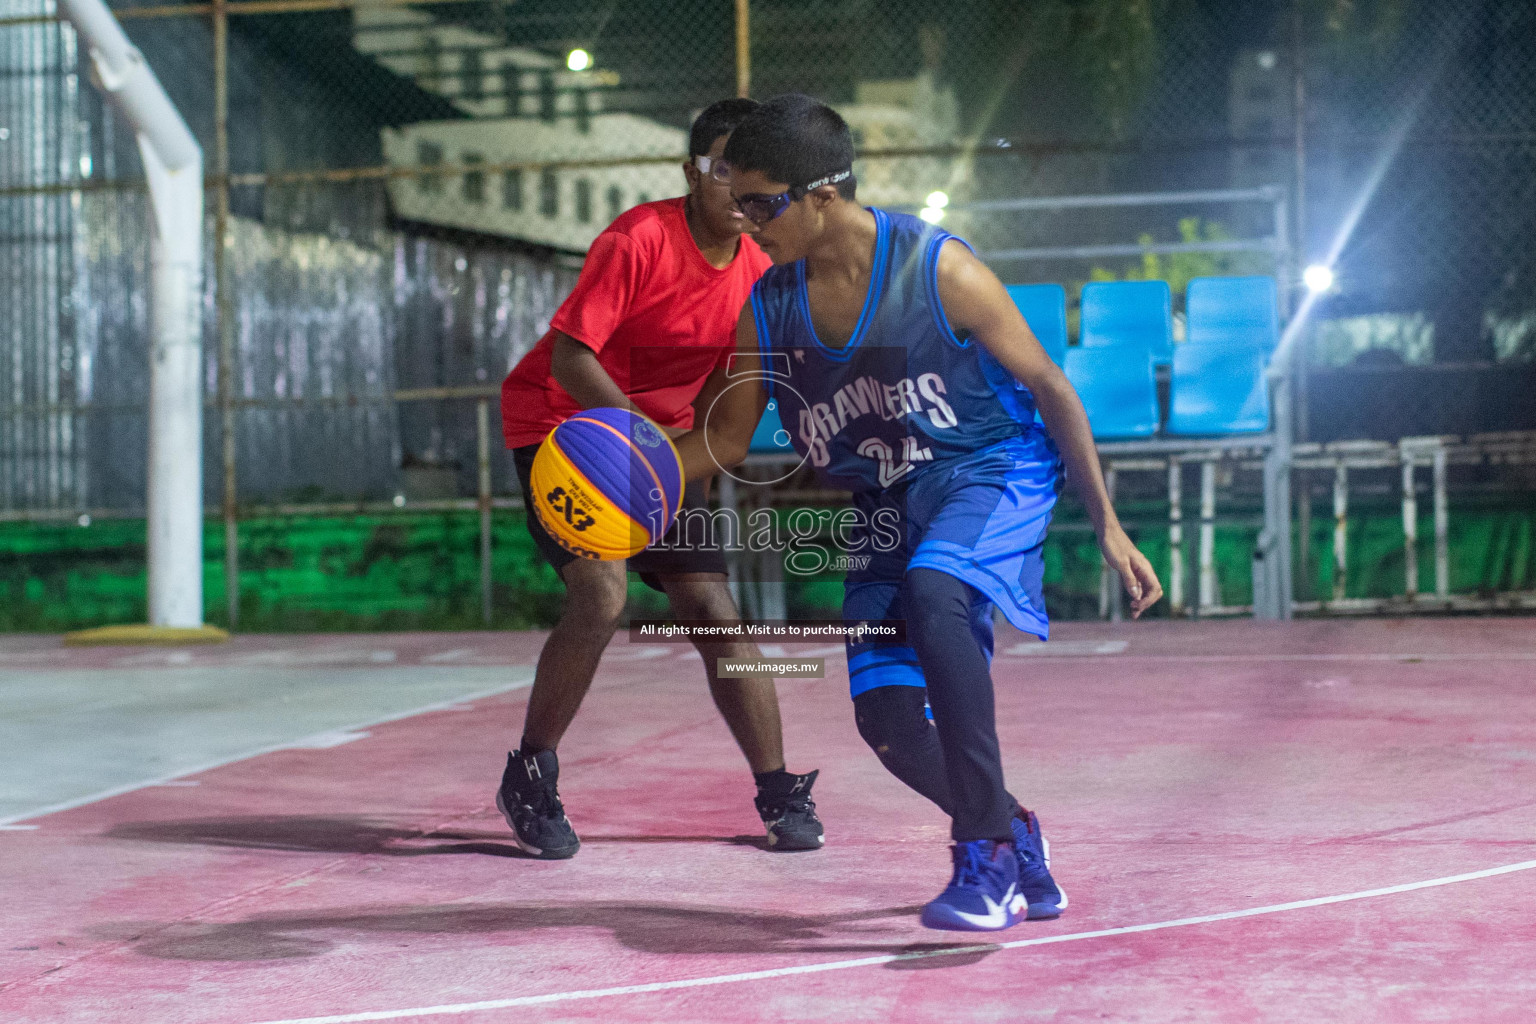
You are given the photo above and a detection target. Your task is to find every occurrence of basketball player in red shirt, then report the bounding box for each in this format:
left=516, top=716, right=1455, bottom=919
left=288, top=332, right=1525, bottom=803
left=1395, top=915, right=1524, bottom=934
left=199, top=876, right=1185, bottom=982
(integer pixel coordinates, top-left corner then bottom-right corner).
left=497, top=99, right=825, bottom=859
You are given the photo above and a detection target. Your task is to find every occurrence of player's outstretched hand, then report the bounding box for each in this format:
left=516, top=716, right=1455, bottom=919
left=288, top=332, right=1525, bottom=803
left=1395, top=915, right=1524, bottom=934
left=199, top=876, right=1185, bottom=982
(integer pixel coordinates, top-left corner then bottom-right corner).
left=1099, top=525, right=1164, bottom=618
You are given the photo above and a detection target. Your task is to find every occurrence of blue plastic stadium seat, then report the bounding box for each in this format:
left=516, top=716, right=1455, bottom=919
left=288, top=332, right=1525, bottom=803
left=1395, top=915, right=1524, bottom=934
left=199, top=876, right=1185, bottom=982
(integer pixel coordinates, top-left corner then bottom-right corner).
left=1186, top=276, right=1279, bottom=352
left=1168, top=343, right=1270, bottom=435
left=1080, top=280, right=1173, bottom=363
left=1064, top=346, right=1158, bottom=439
left=1004, top=283, right=1068, bottom=366
left=748, top=398, right=794, bottom=452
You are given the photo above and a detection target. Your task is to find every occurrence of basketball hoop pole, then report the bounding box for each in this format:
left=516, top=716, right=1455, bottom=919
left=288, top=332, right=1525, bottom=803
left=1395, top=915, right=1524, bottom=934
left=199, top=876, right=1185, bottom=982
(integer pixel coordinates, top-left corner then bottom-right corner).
left=60, top=0, right=205, bottom=628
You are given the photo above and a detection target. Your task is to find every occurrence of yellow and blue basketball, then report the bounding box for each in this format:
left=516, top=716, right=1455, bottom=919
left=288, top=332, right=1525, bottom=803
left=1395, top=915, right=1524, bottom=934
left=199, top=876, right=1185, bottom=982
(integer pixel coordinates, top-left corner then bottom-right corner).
left=529, top=407, right=685, bottom=560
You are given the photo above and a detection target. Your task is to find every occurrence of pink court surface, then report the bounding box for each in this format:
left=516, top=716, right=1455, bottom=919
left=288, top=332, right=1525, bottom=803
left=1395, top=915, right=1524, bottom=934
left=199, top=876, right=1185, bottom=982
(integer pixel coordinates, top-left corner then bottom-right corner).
left=3, top=619, right=1535, bottom=1023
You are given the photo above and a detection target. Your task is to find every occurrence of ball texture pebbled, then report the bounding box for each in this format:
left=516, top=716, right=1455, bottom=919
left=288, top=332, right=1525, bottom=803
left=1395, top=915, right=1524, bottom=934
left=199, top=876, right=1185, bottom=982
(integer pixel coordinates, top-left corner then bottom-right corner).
left=528, top=407, right=684, bottom=560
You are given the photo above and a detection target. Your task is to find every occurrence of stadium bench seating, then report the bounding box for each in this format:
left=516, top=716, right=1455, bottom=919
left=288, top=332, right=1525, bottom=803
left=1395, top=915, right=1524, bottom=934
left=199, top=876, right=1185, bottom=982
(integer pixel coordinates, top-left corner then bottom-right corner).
left=1080, top=280, right=1173, bottom=364
left=1167, top=275, right=1277, bottom=434
left=1168, top=342, right=1270, bottom=434
left=1064, top=345, right=1159, bottom=439
left=1186, top=276, right=1279, bottom=352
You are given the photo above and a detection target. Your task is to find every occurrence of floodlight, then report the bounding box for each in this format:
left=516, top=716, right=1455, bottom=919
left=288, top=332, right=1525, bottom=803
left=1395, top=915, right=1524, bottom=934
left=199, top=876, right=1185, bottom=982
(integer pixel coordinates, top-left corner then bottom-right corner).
left=1303, top=264, right=1335, bottom=293
left=567, top=49, right=591, bottom=72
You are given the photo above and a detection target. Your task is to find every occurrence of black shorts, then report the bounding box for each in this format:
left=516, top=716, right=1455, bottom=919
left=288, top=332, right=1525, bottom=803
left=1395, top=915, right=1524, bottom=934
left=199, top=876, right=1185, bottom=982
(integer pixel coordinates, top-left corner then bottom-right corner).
left=512, top=442, right=728, bottom=592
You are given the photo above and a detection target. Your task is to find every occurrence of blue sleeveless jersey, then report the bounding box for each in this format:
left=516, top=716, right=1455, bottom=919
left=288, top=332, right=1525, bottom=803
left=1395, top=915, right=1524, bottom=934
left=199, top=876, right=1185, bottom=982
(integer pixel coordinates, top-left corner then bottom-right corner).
left=750, top=208, right=1041, bottom=493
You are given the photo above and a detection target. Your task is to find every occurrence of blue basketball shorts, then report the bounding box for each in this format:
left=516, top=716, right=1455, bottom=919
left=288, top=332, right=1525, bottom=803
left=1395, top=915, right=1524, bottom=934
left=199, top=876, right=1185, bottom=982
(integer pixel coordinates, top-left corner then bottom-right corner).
left=842, top=431, right=1061, bottom=700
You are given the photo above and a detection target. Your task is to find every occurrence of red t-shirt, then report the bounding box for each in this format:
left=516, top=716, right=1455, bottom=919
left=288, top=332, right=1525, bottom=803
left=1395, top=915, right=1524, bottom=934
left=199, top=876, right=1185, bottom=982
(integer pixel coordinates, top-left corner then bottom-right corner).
left=501, top=197, right=772, bottom=448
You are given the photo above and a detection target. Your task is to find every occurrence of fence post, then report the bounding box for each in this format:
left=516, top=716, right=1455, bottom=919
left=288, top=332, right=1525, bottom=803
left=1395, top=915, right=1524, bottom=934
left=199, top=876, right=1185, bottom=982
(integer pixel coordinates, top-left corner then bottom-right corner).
left=1256, top=361, right=1295, bottom=619
left=735, top=0, right=751, bottom=98
left=1433, top=444, right=1449, bottom=599
left=1296, top=475, right=1311, bottom=602
left=476, top=399, right=492, bottom=625
left=1332, top=461, right=1348, bottom=604
left=1401, top=449, right=1418, bottom=600
left=214, top=0, right=238, bottom=629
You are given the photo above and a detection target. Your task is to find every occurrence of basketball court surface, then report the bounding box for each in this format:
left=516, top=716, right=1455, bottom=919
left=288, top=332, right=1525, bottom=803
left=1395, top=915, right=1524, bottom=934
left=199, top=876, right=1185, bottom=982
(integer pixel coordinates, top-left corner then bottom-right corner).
left=3, top=619, right=1534, bottom=1022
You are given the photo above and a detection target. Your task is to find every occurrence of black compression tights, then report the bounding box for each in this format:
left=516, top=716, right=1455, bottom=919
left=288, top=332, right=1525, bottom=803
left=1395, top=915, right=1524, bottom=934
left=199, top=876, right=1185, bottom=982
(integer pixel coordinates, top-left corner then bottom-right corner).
left=853, top=568, right=1020, bottom=843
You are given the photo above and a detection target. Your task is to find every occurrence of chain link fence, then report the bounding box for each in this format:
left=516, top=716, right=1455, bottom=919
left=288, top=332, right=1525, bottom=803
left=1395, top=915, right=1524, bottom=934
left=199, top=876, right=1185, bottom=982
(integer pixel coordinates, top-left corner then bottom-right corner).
left=1, top=0, right=1533, bottom=618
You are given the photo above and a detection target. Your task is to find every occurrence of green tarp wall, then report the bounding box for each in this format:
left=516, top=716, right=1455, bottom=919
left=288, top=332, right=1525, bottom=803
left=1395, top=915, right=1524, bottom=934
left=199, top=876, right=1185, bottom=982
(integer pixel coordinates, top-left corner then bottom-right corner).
left=1, top=497, right=1532, bottom=633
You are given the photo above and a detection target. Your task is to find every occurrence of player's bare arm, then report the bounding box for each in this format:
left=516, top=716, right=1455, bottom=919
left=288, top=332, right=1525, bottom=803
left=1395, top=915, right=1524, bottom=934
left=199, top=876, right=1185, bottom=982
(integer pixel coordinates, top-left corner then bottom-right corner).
left=548, top=330, right=646, bottom=419
left=674, top=301, right=768, bottom=482
left=935, top=240, right=1164, bottom=617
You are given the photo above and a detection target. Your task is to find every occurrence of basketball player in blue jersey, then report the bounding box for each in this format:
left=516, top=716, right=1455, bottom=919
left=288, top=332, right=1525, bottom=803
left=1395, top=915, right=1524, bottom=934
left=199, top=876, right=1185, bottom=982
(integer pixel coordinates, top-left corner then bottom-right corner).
left=670, top=94, right=1163, bottom=932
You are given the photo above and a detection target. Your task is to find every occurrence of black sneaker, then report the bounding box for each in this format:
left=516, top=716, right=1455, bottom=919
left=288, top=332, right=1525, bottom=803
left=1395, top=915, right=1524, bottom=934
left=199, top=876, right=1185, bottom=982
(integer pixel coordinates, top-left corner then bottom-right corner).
left=754, top=769, right=825, bottom=851
left=496, top=749, right=580, bottom=860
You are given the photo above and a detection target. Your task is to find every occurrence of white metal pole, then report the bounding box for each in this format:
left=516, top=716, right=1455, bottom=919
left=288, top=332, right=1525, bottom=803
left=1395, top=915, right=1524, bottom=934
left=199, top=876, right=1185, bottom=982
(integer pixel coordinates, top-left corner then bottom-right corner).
left=60, top=0, right=205, bottom=627
left=1258, top=360, right=1295, bottom=619
left=1167, top=459, right=1184, bottom=616
left=1198, top=458, right=1218, bottom=612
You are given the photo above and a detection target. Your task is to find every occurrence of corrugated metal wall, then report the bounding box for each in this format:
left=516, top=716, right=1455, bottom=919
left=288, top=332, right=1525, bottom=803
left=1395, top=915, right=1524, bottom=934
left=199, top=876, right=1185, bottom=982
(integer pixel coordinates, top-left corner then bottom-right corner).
left=0, top=2, right=84, bottom=511
left=1, top=11, right=576, bottom=514
left=66, top=198, right=574, bottom=511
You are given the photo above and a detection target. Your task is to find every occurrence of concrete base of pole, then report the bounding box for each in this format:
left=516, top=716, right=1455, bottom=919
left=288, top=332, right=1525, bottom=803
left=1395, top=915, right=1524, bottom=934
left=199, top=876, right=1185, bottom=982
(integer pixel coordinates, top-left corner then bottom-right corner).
left=63, top=624, right=230, bottom=646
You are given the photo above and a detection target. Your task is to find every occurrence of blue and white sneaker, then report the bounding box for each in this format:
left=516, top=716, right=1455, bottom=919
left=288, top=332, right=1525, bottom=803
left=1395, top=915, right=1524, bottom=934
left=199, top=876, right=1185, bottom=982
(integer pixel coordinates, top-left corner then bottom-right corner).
left=1011, top=809, right=1067, bottom=920
left=919, top=839, right=1025, bottom=932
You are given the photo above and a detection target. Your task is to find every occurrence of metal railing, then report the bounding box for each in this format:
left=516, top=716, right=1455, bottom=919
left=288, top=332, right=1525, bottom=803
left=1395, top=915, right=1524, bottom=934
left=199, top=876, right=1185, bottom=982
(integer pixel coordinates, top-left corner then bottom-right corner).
left=1291, top=432, right=1536, bottom=614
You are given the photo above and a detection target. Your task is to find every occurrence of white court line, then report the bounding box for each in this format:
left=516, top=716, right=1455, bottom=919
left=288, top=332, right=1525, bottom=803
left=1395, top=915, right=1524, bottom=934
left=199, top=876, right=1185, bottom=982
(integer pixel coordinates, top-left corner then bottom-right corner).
left=250, top=857, right=1536, bottom=1024
left=0, top=675, right=534, bottom=828
left=1005, top=640, right=1128, bottom=656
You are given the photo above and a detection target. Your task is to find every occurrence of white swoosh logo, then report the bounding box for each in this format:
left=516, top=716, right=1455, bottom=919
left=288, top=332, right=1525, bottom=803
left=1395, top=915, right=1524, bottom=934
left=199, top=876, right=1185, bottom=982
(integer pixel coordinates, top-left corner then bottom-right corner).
left=951, top=883, right=1022, bottom=929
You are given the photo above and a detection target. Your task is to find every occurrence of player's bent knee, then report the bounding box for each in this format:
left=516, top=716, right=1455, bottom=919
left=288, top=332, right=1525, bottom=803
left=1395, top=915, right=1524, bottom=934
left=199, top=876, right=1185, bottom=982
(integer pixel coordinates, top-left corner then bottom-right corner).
left=560, top=561, right=629, bottom=625
left=853, top=684, right=932, bottom=754
left=662, top=575, right=737, bottom=621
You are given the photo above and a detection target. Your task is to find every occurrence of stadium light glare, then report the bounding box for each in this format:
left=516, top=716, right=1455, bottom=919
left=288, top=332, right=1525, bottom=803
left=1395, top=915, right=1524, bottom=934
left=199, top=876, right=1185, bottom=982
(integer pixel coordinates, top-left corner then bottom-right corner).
left=1303, top=264, right=1335, bottom=294
left=918, top=206, right=944, bottom=224
left=567, top=49, right=591, bottom=72
left=925, top=190, right=950, bottom=210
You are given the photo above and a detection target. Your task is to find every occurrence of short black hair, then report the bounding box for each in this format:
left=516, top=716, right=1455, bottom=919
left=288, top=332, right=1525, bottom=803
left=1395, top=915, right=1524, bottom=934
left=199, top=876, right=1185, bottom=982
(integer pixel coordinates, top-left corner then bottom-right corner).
left=723, top=93, right=857, bottom=199
left=689, top=98, right=760, bottom=158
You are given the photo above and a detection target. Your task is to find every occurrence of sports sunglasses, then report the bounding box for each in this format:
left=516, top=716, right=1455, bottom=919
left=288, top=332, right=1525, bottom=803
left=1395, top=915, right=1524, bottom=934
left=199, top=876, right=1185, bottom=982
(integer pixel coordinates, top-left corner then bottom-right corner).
left=711, top=164, right=854, bottom=225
